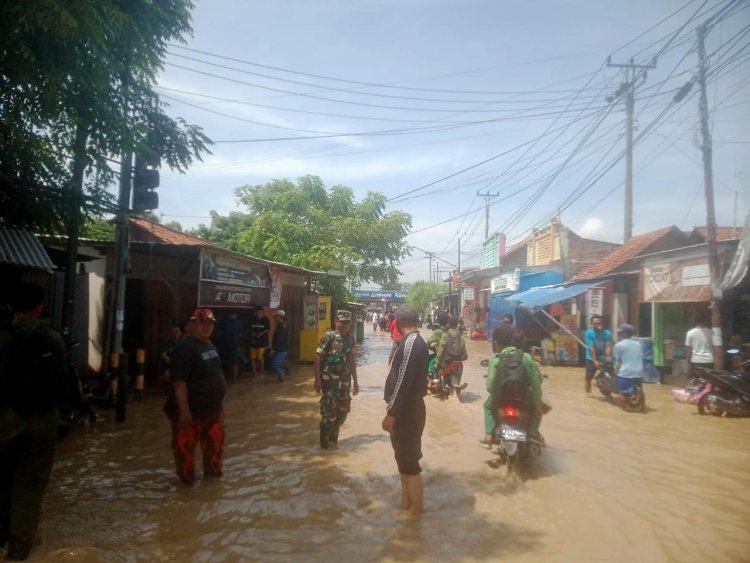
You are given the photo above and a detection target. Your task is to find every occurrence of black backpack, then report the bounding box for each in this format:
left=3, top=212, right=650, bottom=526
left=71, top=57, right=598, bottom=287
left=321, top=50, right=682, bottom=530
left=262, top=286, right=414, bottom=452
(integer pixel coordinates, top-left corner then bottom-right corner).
left=492, top=349, right=528, bottom=407
left=443, top=332, right=464, bottom=362
left=0, top=326, right=63, bottom=414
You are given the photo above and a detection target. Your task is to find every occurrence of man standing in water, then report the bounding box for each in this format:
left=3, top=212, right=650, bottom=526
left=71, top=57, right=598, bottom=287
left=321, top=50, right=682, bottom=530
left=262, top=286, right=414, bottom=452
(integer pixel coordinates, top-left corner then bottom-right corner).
left=0, top=283, right=66, bottom=560
left=163, top=309, right=226, bottom=486
left=684, top=312, right=714, bottom=377
left=248, top=305, right=270, bottom=378
left=314, top=311, right=358, bottom=449
left=382, top=305, right=428, bottom=515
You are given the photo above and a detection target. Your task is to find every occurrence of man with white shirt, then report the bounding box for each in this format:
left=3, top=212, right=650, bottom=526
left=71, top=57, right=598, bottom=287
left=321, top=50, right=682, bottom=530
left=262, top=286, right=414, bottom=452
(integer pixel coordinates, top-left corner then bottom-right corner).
left=684, top=313, right=714, bottom=377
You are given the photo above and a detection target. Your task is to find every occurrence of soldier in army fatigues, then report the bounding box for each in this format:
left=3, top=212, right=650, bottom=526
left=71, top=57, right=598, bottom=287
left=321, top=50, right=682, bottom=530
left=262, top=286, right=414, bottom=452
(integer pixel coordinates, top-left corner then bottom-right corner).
left=314, top=310, right=359, bottom=449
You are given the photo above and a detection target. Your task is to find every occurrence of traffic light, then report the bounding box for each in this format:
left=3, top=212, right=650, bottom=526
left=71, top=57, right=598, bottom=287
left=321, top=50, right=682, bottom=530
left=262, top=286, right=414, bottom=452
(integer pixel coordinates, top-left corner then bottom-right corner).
left=132, top=154, right=160, bottom=212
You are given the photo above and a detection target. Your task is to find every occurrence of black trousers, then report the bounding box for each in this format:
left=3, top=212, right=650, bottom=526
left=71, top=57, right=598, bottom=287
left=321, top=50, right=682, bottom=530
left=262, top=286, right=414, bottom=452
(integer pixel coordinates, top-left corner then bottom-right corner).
left=0, top=407, right=57, bottom=550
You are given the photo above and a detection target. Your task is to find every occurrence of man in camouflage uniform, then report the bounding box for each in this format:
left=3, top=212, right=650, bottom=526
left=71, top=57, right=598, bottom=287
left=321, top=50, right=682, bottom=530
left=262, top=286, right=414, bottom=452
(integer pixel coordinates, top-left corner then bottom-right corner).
left=314, top=310, right=359, bottom=449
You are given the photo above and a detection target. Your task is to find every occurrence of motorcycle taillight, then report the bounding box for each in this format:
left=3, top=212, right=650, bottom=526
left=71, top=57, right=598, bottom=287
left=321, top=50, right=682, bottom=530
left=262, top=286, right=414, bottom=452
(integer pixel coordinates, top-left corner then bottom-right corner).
left=502, top=406, right=519, bottom=419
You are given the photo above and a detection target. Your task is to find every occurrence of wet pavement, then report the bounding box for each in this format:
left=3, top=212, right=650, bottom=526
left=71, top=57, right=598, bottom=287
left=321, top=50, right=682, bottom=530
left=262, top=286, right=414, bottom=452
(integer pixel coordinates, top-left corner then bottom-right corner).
left=27, top=329, right=750, bottom=561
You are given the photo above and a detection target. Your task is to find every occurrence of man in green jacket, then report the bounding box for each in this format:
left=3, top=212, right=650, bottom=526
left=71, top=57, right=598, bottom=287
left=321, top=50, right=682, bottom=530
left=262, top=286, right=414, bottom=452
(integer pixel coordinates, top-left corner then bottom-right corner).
left=478, top=324, right=543, bottom=448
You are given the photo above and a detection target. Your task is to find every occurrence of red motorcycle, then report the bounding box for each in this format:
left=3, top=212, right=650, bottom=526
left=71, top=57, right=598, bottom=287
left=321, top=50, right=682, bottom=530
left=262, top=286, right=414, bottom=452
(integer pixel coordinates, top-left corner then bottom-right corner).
left=428, top=360, right=466, bottom=399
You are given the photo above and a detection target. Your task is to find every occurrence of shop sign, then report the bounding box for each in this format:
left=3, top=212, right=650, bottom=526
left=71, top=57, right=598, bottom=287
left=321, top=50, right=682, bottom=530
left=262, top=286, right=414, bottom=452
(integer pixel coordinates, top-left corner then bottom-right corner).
left=643, top=257, right=711, bottom=302
left=200, top=250, right=270, bottom=287
left=198, top=250, right=271, bottom=307
left=198, top=281, right=270, bottom=307
left=463, top=287, right=475, bottom=301
left=587, top=288, right=604, bottom=316
left=491, top=269, right=520, bottom=293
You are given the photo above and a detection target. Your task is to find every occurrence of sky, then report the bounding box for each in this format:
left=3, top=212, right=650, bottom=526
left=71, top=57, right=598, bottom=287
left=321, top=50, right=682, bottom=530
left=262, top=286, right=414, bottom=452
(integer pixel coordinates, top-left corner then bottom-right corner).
left=152, top=0, right=750, bottom=284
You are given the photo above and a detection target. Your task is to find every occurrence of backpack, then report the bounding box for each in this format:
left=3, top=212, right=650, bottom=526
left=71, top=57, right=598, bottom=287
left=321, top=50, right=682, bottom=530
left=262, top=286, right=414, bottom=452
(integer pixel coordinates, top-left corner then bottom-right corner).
left=492, top=349, right=528, bottom=407
left=0, top=326, right=63, bottom=414
left=443, top=331, right=465, bottom=362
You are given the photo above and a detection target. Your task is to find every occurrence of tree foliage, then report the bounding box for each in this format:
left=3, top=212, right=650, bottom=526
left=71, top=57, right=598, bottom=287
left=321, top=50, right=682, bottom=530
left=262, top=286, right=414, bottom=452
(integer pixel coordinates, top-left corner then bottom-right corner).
left=407, top=281, right=445, bottom=315
left=0, top=0, right=211, bottom=233
left=196, top=176, right=412, bottom=297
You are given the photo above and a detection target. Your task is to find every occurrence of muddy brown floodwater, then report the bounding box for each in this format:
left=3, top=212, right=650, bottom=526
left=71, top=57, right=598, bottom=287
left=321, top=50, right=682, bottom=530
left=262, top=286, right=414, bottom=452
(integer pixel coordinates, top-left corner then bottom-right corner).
left=30, top=329, right=750, bottom=562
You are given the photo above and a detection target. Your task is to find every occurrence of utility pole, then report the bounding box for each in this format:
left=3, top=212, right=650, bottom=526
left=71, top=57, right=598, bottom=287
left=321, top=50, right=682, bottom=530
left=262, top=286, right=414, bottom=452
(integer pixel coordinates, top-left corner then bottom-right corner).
left=607, top=56, right=656, bottom=242
left=425, top=251, right=436, bottom=282
left=696, top=23, right=723, bottom=369
left=477, top=191, right=499, bottom=240
left=106, top=59, right=134, bottom=424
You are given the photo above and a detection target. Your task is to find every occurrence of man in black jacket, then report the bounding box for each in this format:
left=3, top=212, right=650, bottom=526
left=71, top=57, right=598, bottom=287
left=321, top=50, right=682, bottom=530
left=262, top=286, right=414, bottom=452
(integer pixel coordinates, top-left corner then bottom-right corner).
left=382, top=304, right=428, bottom=515
left=0, top=283, right=66, bottom=560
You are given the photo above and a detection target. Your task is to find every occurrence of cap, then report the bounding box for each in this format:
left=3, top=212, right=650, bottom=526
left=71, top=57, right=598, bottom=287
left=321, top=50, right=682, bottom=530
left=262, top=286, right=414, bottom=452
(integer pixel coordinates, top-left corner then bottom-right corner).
left=617, top=323, right=634, bottom=334
left=336, top=310, right=352, bottom=322
left=274, top=309, right=286, bottom=318
left=190, top=308, right=215, bottom=322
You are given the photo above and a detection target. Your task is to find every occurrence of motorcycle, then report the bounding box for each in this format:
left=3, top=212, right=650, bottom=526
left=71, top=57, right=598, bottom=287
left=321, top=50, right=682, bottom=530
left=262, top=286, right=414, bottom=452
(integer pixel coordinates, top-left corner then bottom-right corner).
left=594, top=357, right=645, bottom=412
left=671, top=375, right=713, bottom=404
left=492, top=402, right=548, bottom=475
left=694, top=351, right=750, bottom=417
left=428, top=360, right=466, bottom=399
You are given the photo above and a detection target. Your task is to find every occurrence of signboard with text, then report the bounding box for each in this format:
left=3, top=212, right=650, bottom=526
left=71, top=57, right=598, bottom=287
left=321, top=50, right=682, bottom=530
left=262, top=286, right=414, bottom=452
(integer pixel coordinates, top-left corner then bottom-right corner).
left=643, top=257, right=711, bottom=302
left=198, top=250, right=271, bottom=308
left=353, top=290, right=407, bottom=301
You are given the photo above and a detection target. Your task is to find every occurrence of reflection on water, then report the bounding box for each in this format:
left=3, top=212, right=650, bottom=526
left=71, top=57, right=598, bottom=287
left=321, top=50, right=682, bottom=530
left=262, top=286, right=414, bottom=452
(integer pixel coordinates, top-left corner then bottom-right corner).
left=34, top=332, right=750, bottom=562
left=355, top=331, right=393, bottom=366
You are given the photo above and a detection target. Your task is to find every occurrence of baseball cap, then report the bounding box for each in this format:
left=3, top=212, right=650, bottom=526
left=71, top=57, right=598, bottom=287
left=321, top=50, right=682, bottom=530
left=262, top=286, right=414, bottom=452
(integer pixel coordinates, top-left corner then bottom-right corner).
left=274, top=309, right=286, bottom=318
left=617, top=323, right=634, bottom=334
left=336, top=310, right=352, bottom=322
left=190, top=308, right=215, bottom=322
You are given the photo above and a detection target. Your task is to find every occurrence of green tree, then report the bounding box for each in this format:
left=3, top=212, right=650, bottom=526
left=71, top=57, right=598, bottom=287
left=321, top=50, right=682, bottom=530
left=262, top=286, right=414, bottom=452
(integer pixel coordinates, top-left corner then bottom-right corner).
left=200, top=176, right=412, bottom=298
left=0, top=0, right=211, bottom=233
left=407, top=281, right=444, bottom=316
left=190, top=210, right=254, bottom=249
left=380, top=280, right=403, bottom=291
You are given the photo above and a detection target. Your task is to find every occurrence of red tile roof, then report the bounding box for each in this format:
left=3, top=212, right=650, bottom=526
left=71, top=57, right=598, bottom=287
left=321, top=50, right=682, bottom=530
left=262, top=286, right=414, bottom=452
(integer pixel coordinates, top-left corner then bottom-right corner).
left=569, top=226, right=680, bottom=282
left=129, top=216, right=211, bottom=246
left=691, top=226, right=743, bottom=241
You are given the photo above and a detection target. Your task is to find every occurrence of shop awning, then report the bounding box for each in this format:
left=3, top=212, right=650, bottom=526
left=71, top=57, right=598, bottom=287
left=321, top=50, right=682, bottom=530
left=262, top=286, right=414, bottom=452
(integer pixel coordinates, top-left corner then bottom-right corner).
left=508, top=281, right=603, bottom=310
left=720, top=212, right=749, bottom=293
left=0, top=228, right=55, bottom=271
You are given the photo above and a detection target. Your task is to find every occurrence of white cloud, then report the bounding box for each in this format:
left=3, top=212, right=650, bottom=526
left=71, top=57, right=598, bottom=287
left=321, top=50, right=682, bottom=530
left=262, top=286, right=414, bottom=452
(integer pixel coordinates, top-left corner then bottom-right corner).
left=578, top=217, right=605, bottom=238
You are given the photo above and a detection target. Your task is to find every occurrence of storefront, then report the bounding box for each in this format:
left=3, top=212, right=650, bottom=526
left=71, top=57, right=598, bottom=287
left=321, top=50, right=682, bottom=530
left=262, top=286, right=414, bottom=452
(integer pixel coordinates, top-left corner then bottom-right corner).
left=639, top=241, right=741, bottom=376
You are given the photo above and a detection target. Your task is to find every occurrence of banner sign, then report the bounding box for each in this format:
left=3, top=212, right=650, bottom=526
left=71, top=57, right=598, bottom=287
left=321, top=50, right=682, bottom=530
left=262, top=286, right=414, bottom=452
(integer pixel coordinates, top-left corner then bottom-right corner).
left=491, top=268, right=520, bottom=293
left=586, top=288, right=604, bottom=317
left=643, top=257, right=711, bottom=302
left=198, top=281, right=270, bottom=308
left=198, top=250, right=271, bottom=307
left=353, top=290, right=406, bottom=301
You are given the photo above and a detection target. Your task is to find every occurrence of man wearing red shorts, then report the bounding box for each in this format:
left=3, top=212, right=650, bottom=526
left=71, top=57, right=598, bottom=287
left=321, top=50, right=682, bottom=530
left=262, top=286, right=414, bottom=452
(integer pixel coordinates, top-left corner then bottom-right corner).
left=163, top=308, right=226, bottom=485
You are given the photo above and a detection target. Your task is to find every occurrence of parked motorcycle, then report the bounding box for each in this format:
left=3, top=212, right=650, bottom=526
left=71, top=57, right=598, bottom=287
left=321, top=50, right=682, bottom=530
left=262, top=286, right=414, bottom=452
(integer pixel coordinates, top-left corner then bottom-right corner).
left=694, top=351, right=750, bottom=417
left=492, top=403, right=547, bottom=475
left=594, top=357, right=645, bottom=412
left=671, top=375, right=713, bottom=404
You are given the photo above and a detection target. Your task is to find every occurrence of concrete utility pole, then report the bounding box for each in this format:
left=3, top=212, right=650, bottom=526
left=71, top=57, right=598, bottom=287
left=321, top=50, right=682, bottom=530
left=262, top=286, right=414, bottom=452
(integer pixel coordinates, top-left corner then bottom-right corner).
left=606, top=56, right=656, bottom=242
left=696, top=22, right=723, bottom=369
left=477, top=191, right=499, bottom=240
left=424, top=251, right=436, bottom=282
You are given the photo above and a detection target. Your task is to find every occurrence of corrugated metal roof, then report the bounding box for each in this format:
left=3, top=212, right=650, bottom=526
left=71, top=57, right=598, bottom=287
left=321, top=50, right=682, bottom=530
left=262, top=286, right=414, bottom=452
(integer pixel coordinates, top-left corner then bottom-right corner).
left=0, top=228, right=55, bottom=270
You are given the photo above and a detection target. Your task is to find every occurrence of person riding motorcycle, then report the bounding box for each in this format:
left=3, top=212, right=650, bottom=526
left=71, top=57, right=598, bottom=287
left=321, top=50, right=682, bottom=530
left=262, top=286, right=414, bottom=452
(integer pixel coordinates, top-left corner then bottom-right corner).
left=435, top=317, right=467, bottom=390
left=478, top=325, right=543, bottom=447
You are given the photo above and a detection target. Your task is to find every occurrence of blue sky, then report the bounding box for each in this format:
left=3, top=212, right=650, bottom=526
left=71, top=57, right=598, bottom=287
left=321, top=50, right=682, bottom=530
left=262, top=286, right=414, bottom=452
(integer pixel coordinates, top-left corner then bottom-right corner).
left=153, top=0, right=750, bottom=283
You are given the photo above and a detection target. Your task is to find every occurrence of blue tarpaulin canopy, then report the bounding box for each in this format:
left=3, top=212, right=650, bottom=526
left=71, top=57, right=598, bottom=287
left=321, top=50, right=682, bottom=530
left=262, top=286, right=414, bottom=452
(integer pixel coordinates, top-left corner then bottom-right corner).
left=508, top=282, right=603, bottom=310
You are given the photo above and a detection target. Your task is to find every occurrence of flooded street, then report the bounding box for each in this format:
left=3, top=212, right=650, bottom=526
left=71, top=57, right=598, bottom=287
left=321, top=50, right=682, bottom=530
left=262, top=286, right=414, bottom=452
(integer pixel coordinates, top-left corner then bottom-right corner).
left=35, top=329, right=750, bottom=562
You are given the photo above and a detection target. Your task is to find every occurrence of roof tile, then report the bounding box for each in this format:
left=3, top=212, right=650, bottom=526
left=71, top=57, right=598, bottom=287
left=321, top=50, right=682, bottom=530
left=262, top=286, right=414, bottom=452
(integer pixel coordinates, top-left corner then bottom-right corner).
left=569, top=226, right=680, bottom=282
left=129, top=216, right=211, bottom=247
